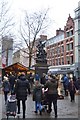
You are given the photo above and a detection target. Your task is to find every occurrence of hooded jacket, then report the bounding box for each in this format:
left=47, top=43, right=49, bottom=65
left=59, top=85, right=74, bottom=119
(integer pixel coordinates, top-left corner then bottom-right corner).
left=33, top=81, right=42, bottom=102
left=15, top=74, right=30, bottom=100
left=44, top=76, right=58, bottom=95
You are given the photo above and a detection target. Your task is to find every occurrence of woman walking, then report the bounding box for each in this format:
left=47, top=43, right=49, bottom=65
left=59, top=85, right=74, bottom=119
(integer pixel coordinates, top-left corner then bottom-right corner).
left=2, top=76, right=10, bottom=104
left=68, top=79, right=76, bottom=102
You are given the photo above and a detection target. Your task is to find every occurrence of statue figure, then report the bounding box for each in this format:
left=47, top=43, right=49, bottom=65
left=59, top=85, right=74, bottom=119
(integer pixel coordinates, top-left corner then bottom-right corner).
left=36, top=40, right=47, bottom=63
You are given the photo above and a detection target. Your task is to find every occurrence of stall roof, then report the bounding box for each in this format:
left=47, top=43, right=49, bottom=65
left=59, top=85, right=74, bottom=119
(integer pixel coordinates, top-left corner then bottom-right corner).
left=2, top=62, right=29, bottom=74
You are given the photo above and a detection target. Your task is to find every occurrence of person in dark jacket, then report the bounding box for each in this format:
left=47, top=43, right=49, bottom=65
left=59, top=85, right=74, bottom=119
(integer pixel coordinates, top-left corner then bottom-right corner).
left=9, top=73, right=16, bottom=92
left=2, top=76, right=10, bottom=104
left=15, top=72, right=30, bottom=119
left=62, top=74, right=69, bottom=96
left=33, top=80, right=43, bottom=115
left=40, top=73, right=46, bottom=85
left=28, top=72, right=34, bottom=90
left=44, top=74, right=58, bottom=118
left=68, top=79, right=76, bottom=102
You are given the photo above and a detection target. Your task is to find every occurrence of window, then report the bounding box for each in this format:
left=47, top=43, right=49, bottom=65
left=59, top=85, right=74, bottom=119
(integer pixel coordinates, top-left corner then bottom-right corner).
left=66, top=56, right=70, bottom=64
left=70, top=30, right=73, bottom=36
left=57, top=47, right=60, bottom=54
left=66, top=44, right=70, bottom=51
left=70, top=56, right=73, bottom=64
left=62, top=58, right=64, bottom=65
left=70, top=43, right=73, bottom=50
left=66, top=32, right=70, bottom=37
left=61, top=46, right=64, bottom=52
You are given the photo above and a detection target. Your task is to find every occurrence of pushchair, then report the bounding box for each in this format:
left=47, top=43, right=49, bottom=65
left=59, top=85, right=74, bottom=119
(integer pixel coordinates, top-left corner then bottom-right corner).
left=41, top=88, right=49, bottom=112
left=6, top=94, right=17, bottom=119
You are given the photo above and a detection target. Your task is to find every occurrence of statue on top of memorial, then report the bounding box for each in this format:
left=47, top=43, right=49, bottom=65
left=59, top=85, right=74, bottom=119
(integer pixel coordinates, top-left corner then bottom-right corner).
left=36, top=40, right=47, bottom=64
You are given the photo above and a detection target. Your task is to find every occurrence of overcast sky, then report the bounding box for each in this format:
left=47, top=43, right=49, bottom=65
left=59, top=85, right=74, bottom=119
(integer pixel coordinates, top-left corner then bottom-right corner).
left=10, top=0, right=79, bottom=38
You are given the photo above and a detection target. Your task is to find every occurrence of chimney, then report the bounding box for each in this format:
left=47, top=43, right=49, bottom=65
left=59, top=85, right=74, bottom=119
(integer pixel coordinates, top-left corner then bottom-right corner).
left=40, top=35, right=47, bottom=40
left=56, top=28, right=64, bottom=36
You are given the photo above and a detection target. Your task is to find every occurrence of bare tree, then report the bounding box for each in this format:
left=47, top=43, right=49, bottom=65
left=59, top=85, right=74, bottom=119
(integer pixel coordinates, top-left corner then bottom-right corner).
left=0, top=0, right=15, bottom=38
left=19, top=9, right=50, bottom=69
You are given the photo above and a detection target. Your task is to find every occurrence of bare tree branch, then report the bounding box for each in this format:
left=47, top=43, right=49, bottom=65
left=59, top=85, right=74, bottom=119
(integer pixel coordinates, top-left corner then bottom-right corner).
left=18, top=8, right=50, bottom=68
left=0, top=0, right=15, bottom=38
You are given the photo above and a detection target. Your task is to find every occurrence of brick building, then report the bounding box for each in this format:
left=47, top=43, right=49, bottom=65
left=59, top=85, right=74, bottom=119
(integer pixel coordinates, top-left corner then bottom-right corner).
left=46, top=14, right=74, bottom=67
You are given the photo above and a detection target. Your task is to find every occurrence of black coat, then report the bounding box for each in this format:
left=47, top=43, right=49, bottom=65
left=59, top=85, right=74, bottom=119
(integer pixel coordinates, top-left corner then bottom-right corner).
left=15, top=75, right=30, bottom=101
left=68, top=81, right=76, bottom=93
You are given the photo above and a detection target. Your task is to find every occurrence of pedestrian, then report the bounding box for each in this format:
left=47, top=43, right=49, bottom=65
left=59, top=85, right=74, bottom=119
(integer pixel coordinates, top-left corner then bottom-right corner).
left=28, top=72, right=34, bottom=90
left=33, top=80, right=43, bottom=115
left=14, top=72, right=30, bottom=119
left=62, top=74, right=69, bottom=96
left=35, top=73, right=40, bottom=81
left=40, top=73, right=46, bottom=85
left=68, top=79, right=76, bottom=102
left=2, top=76, right=10, bottom=104
left=44, top=74, right=58, bottom=118
left=8, top=72, right=16, bottom=93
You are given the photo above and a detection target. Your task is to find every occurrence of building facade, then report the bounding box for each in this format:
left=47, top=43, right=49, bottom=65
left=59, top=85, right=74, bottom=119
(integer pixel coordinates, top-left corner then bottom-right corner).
left=46, top=15, right=75, bottom=74
left=13, top=48, right=35, bottom=67
left=74, top=1, right=80, bottom=78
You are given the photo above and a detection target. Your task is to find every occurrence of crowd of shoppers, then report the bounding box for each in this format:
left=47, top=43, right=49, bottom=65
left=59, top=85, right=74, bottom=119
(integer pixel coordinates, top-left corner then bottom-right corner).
left=1, top=71, right=80, bottom=119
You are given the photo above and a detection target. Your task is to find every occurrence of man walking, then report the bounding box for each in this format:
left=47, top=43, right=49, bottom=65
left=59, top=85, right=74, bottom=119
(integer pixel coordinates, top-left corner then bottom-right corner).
left=15, top=72, right=30, bottom=119
left=44, top=74, right=58, bottom=118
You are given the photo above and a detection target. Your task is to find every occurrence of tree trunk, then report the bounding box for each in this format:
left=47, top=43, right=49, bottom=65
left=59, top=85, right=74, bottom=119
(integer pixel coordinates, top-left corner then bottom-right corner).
left=29, top=54, right=32, bottom=69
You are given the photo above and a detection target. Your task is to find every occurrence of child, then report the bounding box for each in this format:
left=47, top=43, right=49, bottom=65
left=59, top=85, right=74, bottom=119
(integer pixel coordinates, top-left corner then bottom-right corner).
left=6, top=91, right=17, bottom=118
left=33, top=81, right=43, bottom=115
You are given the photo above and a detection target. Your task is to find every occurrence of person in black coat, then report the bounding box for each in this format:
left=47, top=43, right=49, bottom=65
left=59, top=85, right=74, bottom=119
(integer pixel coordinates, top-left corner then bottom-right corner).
left=15, top=73, right=30, bottom=119
left=68, top=79, right=76, bottom=102
left=2, top=76, right=10, bottom=104
left=9, top=73, right=16, bottom=92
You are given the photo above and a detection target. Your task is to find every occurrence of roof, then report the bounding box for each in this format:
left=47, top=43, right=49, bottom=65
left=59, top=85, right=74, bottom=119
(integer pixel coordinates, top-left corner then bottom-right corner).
left=2, top=62, right=29, bottom=74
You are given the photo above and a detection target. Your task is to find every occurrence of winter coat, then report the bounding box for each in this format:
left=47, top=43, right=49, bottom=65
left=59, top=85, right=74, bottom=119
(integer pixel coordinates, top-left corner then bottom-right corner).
left=40, top=76, right=46, bottom=85
left=35, top=74, right=40, bottom=81
left=44, top=77, right=58, bottom=95
left=15, top=74, right=30, bottom=101
left=33, top=82, right=42, bottom=102
left=63, top=75, right=69, bottom=86
left=68, top=81, right=76, bottom=93
left=2, top=77, right=10, bottom=93
left=9, top=74, right=16, bottom=86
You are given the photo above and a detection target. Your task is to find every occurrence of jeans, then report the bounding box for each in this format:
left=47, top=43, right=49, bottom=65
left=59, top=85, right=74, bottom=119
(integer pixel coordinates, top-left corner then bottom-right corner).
left=35, top=101, right=42, bottom=112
